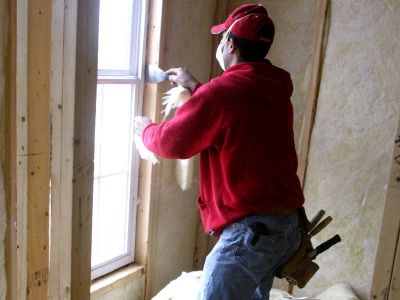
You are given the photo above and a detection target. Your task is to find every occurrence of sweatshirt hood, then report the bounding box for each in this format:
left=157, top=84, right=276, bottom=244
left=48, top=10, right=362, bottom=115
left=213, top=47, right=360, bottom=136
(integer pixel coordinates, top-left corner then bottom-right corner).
left=222, top=60, right=293, bottom=107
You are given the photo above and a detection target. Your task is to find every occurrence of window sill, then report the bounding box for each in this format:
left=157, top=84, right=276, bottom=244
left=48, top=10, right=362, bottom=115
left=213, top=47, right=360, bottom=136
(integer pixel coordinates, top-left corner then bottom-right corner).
left=90, top=264, right=145, bottom=299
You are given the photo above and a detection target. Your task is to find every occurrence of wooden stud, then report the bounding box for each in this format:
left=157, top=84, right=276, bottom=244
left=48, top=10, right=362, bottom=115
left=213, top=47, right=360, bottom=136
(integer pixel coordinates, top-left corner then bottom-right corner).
left=48, top=0, right=65, bottom=297
left=297, top=0, right=330, bottom=187
left=4, top=0, right=17, bottom=298
left=49, top=0, right=78, bottom=299
left=139, top=0, right=167, bottom=298
left=26, top=0, right=52, bottom=298
left=370, top=115, right=400, bottom=299
left=70, top=0, right=99, bottom=298
left=15, top=0, right=29, bottom=299
left=133, top=0, right=163, bottom=268
left=284, top=0, right=330, bottom=293
left=389, top=230, right=400, bottom=299
left=192, top=0, right=229, bottom=272
left=388, top=119, right=400, bottom=299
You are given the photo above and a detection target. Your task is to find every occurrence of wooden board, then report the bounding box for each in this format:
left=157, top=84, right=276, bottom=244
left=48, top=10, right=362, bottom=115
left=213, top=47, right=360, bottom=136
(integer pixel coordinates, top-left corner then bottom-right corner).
left=282, top=0, right=330, bottom=293
left=192, top=0, right=228, bottom=272
left=70, top=0, right=99, bottom=299
left=388, top=120, right=400, bottom=299
left=370, top=115, right=400, bottom=299
left=26, top=0, right=52, bottom=298
left=48, top=0, right=78, bottom=299
left=5, top=0, right=17, bottom=298
left=389, top=229, right=400, bottom=300
left=139, top=1, right=167, bottom=298
left=297, top=0, right=330, bottom=187
left=15, top=0, right=29, bottom=299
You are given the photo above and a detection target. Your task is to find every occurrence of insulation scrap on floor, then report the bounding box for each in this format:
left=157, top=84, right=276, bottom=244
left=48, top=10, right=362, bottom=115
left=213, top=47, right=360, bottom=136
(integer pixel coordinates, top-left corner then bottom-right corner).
left=316, top=283, right=359, bottom=300
left=151, top=271, right=359, bottom=300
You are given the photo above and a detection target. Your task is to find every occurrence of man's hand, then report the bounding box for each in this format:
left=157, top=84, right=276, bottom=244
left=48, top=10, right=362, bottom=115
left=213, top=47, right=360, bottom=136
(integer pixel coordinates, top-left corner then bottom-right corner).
left=165, top=67, right=199, bottom=94
left=134, top=116, right=152, bottom=136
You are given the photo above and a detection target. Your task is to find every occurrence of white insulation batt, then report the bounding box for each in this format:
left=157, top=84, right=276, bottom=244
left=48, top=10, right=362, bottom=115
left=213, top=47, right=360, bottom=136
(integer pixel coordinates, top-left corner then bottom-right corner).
left=152, top=271, right=359, bottom=300
left=299, top=1, right=400, bottom=299
left=228, top=0, right=319, bottom=147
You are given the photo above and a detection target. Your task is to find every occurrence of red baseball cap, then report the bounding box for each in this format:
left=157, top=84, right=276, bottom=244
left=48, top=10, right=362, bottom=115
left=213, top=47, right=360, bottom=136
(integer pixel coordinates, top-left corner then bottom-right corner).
left=211, top=4, right=274, bottom=43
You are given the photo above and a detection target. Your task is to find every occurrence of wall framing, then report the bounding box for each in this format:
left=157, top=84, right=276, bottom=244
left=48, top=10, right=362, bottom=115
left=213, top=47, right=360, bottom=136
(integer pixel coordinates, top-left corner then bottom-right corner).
left=370, top=115, right=400, bottom=299
left=192, top=0, right=228, bottom=271
left=296, top=0, right=330, bottom=187
left=70, top=0, right=99, bottom=298
left=6, top=1, right=99, bottom=299
left=138, top=0, right=167, bottom=298
left=48, top=0, right=78, bottom=299
left=14, top=0, right=29, bottom=298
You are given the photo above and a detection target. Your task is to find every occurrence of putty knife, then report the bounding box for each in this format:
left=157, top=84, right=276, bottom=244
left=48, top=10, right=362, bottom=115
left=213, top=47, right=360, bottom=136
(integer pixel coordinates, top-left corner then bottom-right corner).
left=145, top=65, right=169, bottom=83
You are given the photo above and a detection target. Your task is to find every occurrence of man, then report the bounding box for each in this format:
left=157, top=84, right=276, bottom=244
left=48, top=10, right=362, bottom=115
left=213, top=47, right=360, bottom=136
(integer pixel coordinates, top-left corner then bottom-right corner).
left=135, top=4, right=304, bottom=300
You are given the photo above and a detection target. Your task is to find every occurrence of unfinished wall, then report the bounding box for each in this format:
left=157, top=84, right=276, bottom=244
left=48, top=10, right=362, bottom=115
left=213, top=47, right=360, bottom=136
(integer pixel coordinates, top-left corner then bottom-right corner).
left=147, top=0, right=216, bottom=296
left=300, top=1, right=400, bottom=299
left=228, top=0, right=318, bottom=147
left=228, top=1, right=400, bottom=299
left=146, top=0, right=319, bottom=296
left=0, top=0, right=8, bottom=298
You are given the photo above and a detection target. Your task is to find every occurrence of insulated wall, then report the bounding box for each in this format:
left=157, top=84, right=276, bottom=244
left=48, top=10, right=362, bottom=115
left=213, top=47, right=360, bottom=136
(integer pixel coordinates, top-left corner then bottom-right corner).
left=228, top=1, right=400, bottom=299
left=228, top=0, right=318, bottom=147
left=301, top=1, right=400, bottom=299
left=147, top=0, right=216, bottom=296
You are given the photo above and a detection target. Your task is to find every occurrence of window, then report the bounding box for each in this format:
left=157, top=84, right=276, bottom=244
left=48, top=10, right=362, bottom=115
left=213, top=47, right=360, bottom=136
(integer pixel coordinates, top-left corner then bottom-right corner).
left=91, top=0, right=148, bottom=279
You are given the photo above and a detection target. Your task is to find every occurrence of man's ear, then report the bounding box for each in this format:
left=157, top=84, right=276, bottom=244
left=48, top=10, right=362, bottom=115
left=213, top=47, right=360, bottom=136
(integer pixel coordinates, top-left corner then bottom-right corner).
left=227, top=38, right=237, bottom=54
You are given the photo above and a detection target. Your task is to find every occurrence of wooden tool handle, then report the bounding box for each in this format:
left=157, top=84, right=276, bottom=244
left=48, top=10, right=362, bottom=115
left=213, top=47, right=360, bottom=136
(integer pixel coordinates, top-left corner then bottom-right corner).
left=309, top=210, right=325, bottom=231
left=308, top=234, right=341, bottom=259
left=315, top=234, right=341, bottom=255
left=309, top=216, right=332, bottom=237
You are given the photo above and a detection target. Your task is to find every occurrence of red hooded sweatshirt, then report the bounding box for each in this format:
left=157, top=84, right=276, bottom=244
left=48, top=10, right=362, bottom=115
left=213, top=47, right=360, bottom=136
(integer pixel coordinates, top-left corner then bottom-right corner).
left=142, top=60, right=304, bottom=234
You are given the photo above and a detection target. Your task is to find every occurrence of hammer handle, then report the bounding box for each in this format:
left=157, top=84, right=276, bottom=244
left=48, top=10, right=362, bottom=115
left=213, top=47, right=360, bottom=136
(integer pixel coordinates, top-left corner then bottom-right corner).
left=309, top=216, right=333, bottom=237
left=315, top=234, right=341, bottom=255
left=308, top=234, right=341, bottom=258
left=309, top=210, right=325, bottom=231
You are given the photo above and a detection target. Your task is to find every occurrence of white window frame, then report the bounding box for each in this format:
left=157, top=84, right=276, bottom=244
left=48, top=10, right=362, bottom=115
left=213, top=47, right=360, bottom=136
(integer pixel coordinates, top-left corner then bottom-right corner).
left=91, top=0, right=148, bottom=280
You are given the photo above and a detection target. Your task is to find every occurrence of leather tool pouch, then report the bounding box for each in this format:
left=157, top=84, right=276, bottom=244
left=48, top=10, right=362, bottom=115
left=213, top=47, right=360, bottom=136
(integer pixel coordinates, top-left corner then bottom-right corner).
left=275, top=208, right=319, bottom=288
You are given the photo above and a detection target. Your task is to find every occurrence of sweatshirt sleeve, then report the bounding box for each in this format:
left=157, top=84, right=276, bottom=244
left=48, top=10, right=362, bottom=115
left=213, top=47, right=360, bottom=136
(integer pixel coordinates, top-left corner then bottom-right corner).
left=142, top=84, right=220, bottom=159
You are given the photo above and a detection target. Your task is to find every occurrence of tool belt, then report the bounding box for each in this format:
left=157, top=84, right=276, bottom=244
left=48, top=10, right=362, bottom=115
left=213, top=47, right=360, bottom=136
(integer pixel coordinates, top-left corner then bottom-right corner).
left=275, top=207, right=341, bottom=288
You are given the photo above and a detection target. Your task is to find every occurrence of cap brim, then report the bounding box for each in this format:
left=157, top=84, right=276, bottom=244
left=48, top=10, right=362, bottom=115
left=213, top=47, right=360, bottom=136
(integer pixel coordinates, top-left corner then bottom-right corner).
left=211, top=23, right=226, bottom=34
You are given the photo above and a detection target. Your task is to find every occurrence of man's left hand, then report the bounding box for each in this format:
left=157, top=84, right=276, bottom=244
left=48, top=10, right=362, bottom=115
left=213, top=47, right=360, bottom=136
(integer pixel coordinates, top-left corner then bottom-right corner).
left=134, top=116, right=152, bottom=136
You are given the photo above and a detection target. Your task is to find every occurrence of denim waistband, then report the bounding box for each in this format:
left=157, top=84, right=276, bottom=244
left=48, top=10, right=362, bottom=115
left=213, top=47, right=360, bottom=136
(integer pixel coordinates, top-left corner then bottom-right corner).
left=238, top=212, right=299, bottom=233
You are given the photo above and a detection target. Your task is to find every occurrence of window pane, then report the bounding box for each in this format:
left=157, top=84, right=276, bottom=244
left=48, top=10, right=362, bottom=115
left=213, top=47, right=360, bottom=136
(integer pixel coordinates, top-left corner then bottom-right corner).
left=92, top=83, right=136, bottom=268
left=94, top=84, right=133, bottom=177
left=92, top=0, right=145, bottom=279
left=98, top=0, right=133, bottom=71
left=91, top=173, right=131, bottom=266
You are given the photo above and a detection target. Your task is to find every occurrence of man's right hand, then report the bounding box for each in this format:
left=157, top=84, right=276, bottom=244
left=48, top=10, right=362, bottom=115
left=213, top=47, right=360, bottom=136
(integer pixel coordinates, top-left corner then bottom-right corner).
left=165, top=67, right=199, bottom=94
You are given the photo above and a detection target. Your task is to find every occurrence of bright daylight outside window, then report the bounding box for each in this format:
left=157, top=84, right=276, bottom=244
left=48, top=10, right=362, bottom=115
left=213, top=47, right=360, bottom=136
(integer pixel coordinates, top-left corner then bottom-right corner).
left=91, top=0, right=147, bottom=279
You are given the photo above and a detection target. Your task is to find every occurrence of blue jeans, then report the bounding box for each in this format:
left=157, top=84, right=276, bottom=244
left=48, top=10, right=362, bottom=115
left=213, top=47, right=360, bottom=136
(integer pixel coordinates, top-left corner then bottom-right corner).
left=197, top=213, right=301, bottom=300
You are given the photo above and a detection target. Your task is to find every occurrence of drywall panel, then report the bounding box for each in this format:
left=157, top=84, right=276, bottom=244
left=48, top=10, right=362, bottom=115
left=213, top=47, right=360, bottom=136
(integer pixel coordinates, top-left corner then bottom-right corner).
left=148, top=0, right=216, bottom=297
left=300, top=1, right=400, bottom=299
left=228, top=0, right=318, bottom=147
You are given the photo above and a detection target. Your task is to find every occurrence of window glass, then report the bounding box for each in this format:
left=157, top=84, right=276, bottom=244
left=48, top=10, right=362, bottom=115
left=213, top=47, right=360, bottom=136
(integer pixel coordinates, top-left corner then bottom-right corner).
left=91, top=0, right=146, bottom=279
left=97, top=0, right=133, bottom=72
